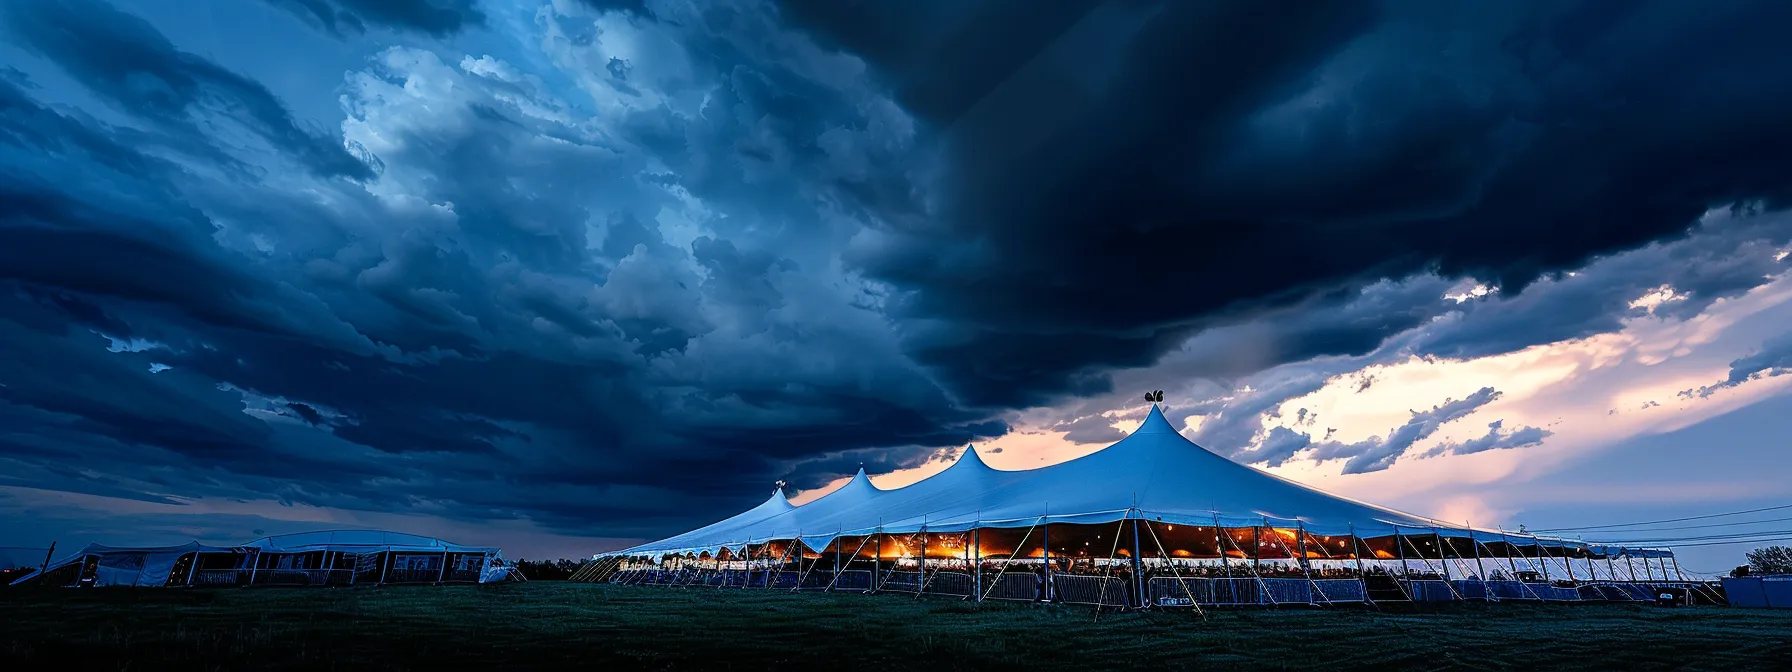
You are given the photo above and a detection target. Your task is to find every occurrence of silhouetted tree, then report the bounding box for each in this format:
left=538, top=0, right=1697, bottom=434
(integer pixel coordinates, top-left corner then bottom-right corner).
left=1746, top=545, right=1792, bottom=575
left=512, top=558, right=586, bottom=580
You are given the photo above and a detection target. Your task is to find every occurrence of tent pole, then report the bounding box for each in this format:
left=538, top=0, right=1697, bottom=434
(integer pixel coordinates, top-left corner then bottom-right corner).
left=1561, top=546, right=1580, bottom=591
left=1250, top=525, right=1262, bottom=579
left=1393, top=525, right=1409, bottom=579
left=1042, top=512, right=1052, bottom=602
left=1494, top=529, right=1543, bottom=600
left=874, top=523, right=884, bottom=593
left=436, top=551, right=448, bottom=585
left=1469, top=525, right=1489, bottom=595
left=38, top=541, right=55, bottom=580
left=833, top=527, right=842, bottom=589
left=1433, top=531, right=1451, bottom=583
left=1130, top=514, right=1145, bottom=609
left=1535, top=543, right=1550, bottom=583
left=977, top=516, right=1042, bottom=603
left=1671, top=555, right=1686, bottom=582
left=973, top=524, right=982, bottom=603
left=1350, top=523, right=1370, bottom=607
left=919, top=521, right=927, bottom=596
left=823, top=532, right=875, bottom=592
left=1141, top=518, right=1207, bottom=619
left=1279, top=520, right=1328, bottom=606
left=1405, top=531, right=1462, bottom=602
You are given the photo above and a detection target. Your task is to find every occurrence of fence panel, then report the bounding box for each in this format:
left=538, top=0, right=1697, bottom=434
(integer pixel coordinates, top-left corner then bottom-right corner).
left=927, top=571, right=974, bottom=596
left=832, top=569, right=872, bottom=591
left=1312, top=579, right=1366, bottom=603
left=1054, top=575, right=1131, bottom=607
left=881, top=570, right=924, bottom=593
left=1211, top=578, right=1260, bottom=604
left=985, top=572, right=1040, bottom=601
left=1406, top=580, right=1457, bottom=601
left=191, top=569, right=246, bottom=587
left=1148, top=576, right=1211, bottom=605
left=1261, top=578, right=1313, bottom=604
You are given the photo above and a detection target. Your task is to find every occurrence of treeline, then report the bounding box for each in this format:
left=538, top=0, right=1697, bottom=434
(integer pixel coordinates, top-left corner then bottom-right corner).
left=510, top=558, right=585, bottom=581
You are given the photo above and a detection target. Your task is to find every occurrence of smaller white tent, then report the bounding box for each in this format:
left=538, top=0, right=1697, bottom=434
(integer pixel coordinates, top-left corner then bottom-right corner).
left=8, top=529, right=513, bottom=588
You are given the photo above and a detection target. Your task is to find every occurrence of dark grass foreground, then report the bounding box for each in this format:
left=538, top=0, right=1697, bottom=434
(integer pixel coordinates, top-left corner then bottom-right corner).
left=3, top=582, right=1789, bottom=670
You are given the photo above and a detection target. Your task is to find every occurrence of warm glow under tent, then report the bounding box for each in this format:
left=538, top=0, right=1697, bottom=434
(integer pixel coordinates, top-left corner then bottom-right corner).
left=585, top=405, right=1694, bottom=607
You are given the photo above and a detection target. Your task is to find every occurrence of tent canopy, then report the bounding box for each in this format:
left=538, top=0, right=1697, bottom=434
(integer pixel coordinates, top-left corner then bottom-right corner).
left=8, top=530, right=502, bottom=587
left=608, top=405, right=1662, bottom=559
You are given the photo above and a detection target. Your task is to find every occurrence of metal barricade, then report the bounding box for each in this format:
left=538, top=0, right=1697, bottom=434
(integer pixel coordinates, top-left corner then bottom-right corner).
left=1313, top=579, right=1366, bottom=602
left=1260, top=578, right=1313, bottom=604
left=1053, top=575, right=1131, bottom=607
left=927, top=571, right=975, bottom=596
left=1210, top=577, right=1260, bottom=604
left=1486, top=580, right=1534, bottom=599
left=881, top=570, right=925, bottom=593
left=1148, top=576, right=1211, bottom=605
left=984, top=572, right=1040, bottom=601
left=798, top=570, right=834, bottom=590
left=832, top=569, right=873, bottom=591
left=1406, top=579, right=1457, bottom=601
left=190, top=569, right=246, bottom=587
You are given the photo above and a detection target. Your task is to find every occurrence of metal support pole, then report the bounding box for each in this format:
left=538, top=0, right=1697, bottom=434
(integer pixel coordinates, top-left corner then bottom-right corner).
left=1536, top=544, right=1551, bottom=582
left=1041, top=518, right=1052, bottom=602
left=1394, top=526, right=1410, bottom=581
left=1434, top=531, right=1451, bottom=582
left=919, top=523, right=928, bottom=595
left=874, top=525, right=884, bottom=592
left=1465, top=526, right=1488, bottom=585
left=1350, top=523, right=1368, bottom=602
left=973, top=525, right=983, bottom=602
left=185, top=551, right=200, bottom=587
left=1131, top=514, right=1145, bottom=609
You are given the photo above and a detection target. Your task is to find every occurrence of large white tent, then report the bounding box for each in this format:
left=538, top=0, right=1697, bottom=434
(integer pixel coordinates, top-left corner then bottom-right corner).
left=588, top=405, right=1693, bottom=607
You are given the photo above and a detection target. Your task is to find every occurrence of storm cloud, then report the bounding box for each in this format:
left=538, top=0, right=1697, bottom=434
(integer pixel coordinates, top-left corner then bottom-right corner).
left=3, top=0, right=1792, bottom=545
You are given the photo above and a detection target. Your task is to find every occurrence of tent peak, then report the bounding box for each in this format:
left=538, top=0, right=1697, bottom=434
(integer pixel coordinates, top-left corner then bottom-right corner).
left=951, top=444, right=991, bottom=470
left=1133, top=403, right=1179, bottom=435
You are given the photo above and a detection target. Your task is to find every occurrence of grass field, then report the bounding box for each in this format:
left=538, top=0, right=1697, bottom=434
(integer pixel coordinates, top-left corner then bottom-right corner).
left=4, top=582, right=1789, bottom=670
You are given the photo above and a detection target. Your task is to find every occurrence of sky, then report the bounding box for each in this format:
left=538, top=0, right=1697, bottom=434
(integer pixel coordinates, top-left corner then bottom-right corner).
left=0, top=0, right=1790, bottom=573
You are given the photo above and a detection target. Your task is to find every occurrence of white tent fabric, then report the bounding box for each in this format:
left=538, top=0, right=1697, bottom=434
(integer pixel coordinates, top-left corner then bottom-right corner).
left=608, top=405, right=1666, bottom=559
left=241, top=530, right=499, bottom=556
left=9, top=530, right=511, bottom=586
left=9, top=542, right=235, bottom=587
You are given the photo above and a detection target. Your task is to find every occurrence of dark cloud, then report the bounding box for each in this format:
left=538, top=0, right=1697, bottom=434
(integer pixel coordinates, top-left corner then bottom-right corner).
left=1421, top=419, right=1552, bottom=458
left=0, top=0, right=1002, bottom=540
left=1308, top=387, right=1505, bottom=474
left=1688, top=331, right=1792, bottom=398
left=262, top=0, right=485, bottom=38
left=1052, top=414, right=1125, bottom=445
left=2, top=0, right=375, bottom=181
left=5, top=0, right=1792, bottom=548
left=793, top=0, right=1792, bottom=407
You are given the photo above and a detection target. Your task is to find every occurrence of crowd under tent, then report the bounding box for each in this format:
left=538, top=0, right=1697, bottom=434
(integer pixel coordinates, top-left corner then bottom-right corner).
left=8, top=530, right=519, bottom=588
left=580, top=404, right=1707, bottom=608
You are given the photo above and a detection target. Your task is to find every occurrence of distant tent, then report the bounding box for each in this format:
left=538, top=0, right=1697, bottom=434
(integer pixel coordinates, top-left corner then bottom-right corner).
left=587, top=404, right=1686, bottom=607
left=8, top=530, right=517, bottom=588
